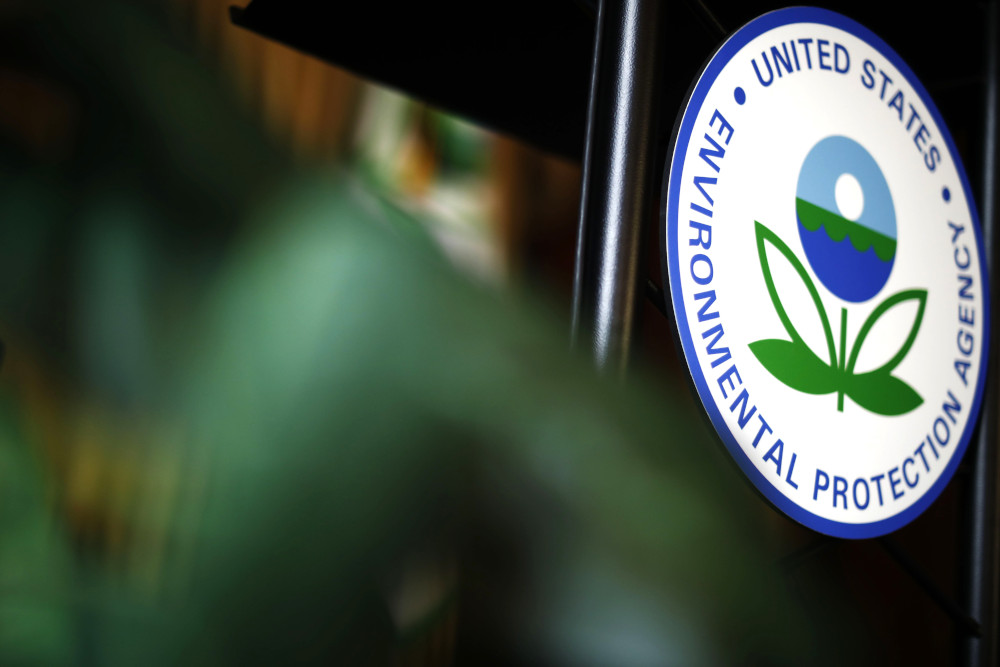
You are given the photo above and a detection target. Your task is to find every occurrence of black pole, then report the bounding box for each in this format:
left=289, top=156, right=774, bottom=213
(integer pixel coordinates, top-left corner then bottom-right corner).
left=570, top=0, right=663, bottom=374
left=963, top=1, right=1000, bottom=664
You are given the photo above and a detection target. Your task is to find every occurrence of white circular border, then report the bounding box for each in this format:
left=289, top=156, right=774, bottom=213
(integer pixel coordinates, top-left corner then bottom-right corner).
left=661, top=7, right=991, bottom=538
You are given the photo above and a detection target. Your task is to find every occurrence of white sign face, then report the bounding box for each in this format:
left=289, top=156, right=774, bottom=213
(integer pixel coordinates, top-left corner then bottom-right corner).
left=662, top=8, right=990, bottom=538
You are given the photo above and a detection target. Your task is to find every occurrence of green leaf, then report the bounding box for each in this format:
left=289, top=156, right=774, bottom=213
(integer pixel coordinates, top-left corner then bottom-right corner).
left=748, top=339, right=839, bottom=395
left=754, top=221, right=837, bottom=367
left=846, top=289, right=927, bottom=377
left=845, top=371, right=923, bottom=416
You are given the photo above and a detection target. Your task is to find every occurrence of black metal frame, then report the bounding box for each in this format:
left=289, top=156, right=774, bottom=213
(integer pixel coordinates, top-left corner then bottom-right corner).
left=961, top=2, right=1000, bottom=663
left=570, top=0, right=663, bottom=373
left=570, top=1, right=1000, bottom=664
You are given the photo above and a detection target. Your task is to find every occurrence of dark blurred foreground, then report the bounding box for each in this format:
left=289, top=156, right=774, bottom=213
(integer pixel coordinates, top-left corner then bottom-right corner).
left=0, top=1, right=855, bottom=664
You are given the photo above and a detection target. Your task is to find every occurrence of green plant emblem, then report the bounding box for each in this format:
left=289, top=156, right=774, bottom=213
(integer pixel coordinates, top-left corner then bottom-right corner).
left=749, top=221, right=926, bottom=416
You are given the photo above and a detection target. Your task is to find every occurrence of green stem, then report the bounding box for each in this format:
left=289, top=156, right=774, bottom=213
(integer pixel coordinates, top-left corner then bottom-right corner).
left=837, top=308, right=847, bottom=412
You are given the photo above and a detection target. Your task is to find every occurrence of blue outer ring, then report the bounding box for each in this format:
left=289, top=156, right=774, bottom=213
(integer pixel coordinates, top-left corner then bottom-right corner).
left=661, top=7, right=991, bottom=539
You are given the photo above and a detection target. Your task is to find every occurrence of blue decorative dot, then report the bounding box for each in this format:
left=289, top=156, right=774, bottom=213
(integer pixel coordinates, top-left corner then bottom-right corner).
left=734, top=87, right=746, bottom=105
left=943, top=187, right=951, bottom=202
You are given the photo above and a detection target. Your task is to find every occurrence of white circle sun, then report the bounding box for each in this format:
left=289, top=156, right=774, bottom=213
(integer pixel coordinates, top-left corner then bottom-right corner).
left=835, top=172, right=864, bottom=221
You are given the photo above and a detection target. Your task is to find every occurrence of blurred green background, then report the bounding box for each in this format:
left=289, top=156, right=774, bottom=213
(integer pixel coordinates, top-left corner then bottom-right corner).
left=0, top=0, right=966, bottom=664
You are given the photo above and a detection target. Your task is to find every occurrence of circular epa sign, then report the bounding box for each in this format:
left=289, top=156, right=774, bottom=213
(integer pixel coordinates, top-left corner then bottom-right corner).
left=662, top=7, right=989, bottom=538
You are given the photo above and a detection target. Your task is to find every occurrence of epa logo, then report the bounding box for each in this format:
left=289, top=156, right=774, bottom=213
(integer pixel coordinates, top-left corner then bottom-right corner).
left=662, top=8, right=989, bottom=537
left=751, top=136, right=926, bottom=416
